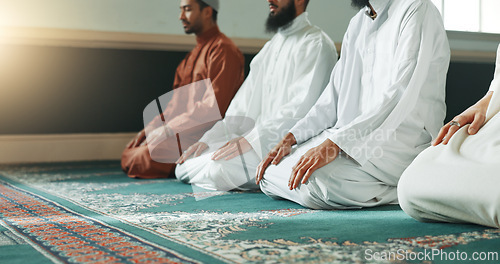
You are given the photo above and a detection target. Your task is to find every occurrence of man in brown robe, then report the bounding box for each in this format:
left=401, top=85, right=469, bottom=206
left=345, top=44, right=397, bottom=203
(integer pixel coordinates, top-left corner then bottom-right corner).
left=121, top=0, right=245, bottom=179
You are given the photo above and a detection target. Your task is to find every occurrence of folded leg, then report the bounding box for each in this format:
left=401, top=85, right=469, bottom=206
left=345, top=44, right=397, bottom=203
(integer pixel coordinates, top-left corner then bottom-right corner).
left=121, top=145, right=176, bottom=179
left=176, top=142, right=260, bottom=191
left=398, top=146, right=500, bottom=228
left=260, top=135, right=397, bottom=209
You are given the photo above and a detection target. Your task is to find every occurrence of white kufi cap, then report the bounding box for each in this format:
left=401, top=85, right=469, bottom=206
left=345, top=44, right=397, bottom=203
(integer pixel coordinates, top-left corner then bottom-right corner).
left=201, top=0, right=219, bottom=12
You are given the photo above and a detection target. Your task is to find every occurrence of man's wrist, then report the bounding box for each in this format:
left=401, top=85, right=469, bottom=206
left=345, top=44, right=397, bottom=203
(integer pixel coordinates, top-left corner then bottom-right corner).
left=285, top=132, right=297, bottom=146
left=326, top=139, right=342, bottom=155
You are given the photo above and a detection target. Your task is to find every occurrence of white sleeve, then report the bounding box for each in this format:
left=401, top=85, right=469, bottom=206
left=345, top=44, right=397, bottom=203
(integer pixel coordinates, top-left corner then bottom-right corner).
left=289, top=32, right=349, bottom=144
left=489, top=44, right=500, bottom=93
left=328, top=3, right=449, bottom=166
left=485, top=44, right=500, bottom=120
left=198, top=70, right=258, bottom=144
left=198, top=42, right=269, bottom=144
left=245, top=37, right=338, bottom=158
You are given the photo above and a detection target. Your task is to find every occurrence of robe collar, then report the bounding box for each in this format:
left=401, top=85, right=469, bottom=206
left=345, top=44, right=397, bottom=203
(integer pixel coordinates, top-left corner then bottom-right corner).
left=365, top=0, right=391, bottom=20
left=278, top=12, right=311, bottom=36
left=196, top=25, right=221, bottom=44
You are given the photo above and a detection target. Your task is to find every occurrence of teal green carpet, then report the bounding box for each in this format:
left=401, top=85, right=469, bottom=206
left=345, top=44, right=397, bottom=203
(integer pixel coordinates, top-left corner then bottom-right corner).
left=0, top=161, right=498, bottom=263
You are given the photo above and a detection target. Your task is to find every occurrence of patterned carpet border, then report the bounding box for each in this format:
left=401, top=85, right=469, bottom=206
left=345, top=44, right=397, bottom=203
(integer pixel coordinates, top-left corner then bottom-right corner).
left=0, top=182, right=200, bottom=264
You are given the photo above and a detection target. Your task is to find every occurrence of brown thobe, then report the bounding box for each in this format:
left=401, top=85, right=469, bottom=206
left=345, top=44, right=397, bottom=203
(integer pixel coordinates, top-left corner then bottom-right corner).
left=121, top=26, right=245, bottom=178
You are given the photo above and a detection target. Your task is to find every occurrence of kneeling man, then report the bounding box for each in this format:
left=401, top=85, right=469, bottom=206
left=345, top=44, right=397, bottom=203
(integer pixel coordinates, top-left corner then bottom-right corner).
left=257, top=0, right=450, bottom=209
left=176, top=0, right=338, bottom=191
left=121, top=0, right=245, bottom=179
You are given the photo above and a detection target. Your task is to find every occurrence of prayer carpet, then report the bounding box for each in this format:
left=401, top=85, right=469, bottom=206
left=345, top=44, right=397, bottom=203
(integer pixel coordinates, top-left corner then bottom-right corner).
left=0, top=161, right=498, bottom=264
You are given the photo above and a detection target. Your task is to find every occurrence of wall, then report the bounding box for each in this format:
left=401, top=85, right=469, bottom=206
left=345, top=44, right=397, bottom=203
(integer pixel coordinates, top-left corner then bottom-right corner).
left=0, top=43, right=492, bottom=134
left=0, top=0, right=354, bottom=43
left=0, top=46, right=257, bottom=134
left=1, top=0, right=499, bottom=53
left=0, top=0, right=497, bottom=162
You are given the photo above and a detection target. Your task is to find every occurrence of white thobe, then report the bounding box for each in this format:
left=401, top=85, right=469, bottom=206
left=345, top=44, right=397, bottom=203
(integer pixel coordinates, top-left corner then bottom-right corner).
left=175, top=13, right=338, bottom=191
left=260, top=0, right=450, bottom=209
left=398, top=44, right=500, bottom=228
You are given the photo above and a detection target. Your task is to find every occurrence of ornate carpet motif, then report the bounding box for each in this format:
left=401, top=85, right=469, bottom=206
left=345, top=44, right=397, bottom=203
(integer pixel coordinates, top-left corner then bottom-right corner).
left=0, top=162, right=498, bottom=264
left=0, top=183, right=198, bottom=264
left=390, top=230, right=500, bottom=250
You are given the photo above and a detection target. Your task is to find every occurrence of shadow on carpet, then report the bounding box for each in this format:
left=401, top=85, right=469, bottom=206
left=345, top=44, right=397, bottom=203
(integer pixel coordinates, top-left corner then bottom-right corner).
left=0, top=161, right=498, bottom=264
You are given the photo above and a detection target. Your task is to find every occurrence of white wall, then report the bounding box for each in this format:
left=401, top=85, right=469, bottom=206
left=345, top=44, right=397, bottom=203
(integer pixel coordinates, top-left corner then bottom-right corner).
left=0, top=0, right=498, bottom=52
left=0, top=0, right=355, bottom=43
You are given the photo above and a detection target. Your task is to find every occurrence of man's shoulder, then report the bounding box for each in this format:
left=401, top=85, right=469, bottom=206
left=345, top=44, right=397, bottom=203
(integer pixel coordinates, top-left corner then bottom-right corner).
left=390, top=0, right=429, bottom=11
left=206, top=32, right=242, bottom=54
left=258, top=25, right=335, bottom=53
left=388, top=0, right=440, bottom=24
left=295, top=25, right=335, bottom=49
left=400, top=0, right=429, bottom=5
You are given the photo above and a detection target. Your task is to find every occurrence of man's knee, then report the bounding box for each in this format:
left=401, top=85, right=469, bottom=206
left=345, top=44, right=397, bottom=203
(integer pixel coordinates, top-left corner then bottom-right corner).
left=259, top=178, right=281, bottom=200
left=299, top=174, right=393, bottom=209
left=398, top=172, right=425, bottom=221
left=122, top=147, right=145, bottom=168
left=296, top=177, right=344, bottom=209
left=205, top=161, right=245, bottom=191
left=121, top=147, right=141, bottom=173
left=297, top=187, right=324, bottom=209
left=121, top=146, right=175, bottom=179
left=175, top=163, right=190, bottom=183
left=492, top=200, right=500, bottom=228
left=177, top=159, right=236, bottom=190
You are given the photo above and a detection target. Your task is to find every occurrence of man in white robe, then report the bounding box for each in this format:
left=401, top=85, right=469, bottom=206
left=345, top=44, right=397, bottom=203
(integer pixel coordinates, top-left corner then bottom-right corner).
left=256, top=0, right=450, bottom=209
left=175, top=0, right=338, bottom=191
left=398, top=44, right=500, bottom=228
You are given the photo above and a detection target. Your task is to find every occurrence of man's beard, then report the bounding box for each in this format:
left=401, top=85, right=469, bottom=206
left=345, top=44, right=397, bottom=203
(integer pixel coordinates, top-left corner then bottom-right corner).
left=182, top=19, right=202, bottom=34
left=351, top=0, right=370, bottom=9
left=265, top=1, right=297, bottom=33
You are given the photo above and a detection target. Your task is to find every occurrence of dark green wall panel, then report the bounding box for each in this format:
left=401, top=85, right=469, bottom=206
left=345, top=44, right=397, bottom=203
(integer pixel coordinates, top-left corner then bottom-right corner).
left=0, top=45, right=187, bottom=134
left=0, top=44, right=493, bottom=134
left=445, top=62, right=495, bottom=122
